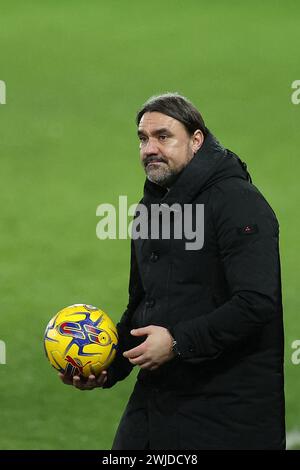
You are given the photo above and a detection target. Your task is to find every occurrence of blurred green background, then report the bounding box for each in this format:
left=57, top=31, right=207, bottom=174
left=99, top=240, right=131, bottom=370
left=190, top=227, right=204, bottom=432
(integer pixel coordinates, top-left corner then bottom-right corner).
left=0, top=0, right=299, bottom=450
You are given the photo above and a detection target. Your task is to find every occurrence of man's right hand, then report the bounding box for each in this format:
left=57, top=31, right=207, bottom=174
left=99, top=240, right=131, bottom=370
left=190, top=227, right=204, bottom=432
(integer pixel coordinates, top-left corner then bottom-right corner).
left=59, top=371, right=107, bottom=390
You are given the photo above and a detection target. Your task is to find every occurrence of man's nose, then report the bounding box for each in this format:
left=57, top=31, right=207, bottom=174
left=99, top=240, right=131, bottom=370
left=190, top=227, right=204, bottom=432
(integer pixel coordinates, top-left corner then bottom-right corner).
left=143, top=138, right=159, bottom=156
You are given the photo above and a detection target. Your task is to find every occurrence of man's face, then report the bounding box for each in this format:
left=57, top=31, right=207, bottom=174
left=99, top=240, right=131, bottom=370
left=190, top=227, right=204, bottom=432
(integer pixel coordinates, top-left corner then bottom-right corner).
left=138, top=112, right=203, bottom=187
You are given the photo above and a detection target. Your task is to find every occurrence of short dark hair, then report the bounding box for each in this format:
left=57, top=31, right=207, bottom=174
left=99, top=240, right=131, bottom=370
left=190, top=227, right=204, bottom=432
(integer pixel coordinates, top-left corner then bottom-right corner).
left=136, top=92, right=208, bottom=136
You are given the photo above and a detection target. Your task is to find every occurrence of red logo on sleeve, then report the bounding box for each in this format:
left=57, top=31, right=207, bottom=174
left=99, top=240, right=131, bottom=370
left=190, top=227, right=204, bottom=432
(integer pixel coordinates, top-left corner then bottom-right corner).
left=237, top=224, right=258, bottom=235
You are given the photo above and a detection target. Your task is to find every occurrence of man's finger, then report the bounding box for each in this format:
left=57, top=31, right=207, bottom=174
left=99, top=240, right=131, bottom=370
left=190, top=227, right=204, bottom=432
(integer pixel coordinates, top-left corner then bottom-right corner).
left=96, top=371, right=107, bottom=386
left=73, top=375, right=84, bottom=389
left=128, top=355, right=147, bottom=365
left=130, top=326, right=152, bottom=337
left=96, top=374, right=107, bottom=387
left=85, top=375, right=96, bottom=388
left=59, top=371, right=107, bottom=389
left=123, top=344, right=146, bottom=359
left=59, top=372, right=73, bottom=385
left=139, top=361, right=154, bottom=369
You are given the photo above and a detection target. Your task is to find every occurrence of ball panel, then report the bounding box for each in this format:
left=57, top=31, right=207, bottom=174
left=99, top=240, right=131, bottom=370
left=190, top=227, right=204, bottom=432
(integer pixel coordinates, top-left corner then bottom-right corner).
left=44, top=304, right=118, bottom=378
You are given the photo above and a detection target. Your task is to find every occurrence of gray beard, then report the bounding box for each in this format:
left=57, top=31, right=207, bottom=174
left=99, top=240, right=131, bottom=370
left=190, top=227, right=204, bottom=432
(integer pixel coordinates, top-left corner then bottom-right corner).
left=146, top=167, right=181, bottom=188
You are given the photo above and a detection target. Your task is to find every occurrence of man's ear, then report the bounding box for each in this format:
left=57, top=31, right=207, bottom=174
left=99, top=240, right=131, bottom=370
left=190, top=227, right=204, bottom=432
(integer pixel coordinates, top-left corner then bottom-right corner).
left=192, top=130, right=204, bottom=153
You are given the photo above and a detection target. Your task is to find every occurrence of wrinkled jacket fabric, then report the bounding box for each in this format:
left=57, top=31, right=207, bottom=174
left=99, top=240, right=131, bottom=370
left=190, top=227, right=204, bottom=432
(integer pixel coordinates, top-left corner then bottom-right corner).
left=104, top=132, right=285, bottom=450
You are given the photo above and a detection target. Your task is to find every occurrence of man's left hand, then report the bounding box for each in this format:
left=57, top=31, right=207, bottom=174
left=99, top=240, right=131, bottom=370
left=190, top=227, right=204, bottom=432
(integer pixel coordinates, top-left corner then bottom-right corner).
left=123, top=325, right=175, bottom=371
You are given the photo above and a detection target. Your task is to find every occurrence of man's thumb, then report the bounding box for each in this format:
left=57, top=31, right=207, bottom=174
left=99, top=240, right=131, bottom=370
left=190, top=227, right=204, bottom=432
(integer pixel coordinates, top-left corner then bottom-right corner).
left=131, top=327, right=150, bottom=336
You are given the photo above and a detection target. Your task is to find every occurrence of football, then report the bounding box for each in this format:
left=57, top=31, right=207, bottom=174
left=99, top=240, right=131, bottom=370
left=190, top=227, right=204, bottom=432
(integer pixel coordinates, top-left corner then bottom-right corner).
left=44, top=304, right=118, bottom=378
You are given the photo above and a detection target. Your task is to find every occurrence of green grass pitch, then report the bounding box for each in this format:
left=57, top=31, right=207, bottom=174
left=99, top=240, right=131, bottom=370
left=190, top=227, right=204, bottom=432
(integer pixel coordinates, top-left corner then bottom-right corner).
left=0, top=0, right=299, bottom=449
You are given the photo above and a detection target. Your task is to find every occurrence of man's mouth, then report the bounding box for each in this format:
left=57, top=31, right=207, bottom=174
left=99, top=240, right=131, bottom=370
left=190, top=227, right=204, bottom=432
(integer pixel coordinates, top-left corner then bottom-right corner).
left=144, top=158, right=166, bottom=168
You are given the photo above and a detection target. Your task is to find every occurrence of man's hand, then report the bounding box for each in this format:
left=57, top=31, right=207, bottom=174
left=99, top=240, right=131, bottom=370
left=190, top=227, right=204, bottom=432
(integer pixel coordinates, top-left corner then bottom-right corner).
left=59, top=370, right=107, bottom=390
left=123, top=325, right=175, bottom=371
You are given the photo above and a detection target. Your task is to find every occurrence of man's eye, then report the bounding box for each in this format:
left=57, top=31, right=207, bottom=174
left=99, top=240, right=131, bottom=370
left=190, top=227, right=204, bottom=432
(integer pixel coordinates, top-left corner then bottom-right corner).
left=139, top=136, right=147, bottom=143
left=159, top=135, right=167, bottom=141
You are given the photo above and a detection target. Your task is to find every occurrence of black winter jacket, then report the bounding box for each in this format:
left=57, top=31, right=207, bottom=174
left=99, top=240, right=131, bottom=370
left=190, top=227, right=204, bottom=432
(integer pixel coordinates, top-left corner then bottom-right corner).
left=104, top=132, right=285, bottom=450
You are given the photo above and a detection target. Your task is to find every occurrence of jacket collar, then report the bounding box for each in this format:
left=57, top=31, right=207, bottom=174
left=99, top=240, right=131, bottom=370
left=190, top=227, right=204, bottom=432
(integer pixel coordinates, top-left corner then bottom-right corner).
left=143, top=131, right=246, bottom=206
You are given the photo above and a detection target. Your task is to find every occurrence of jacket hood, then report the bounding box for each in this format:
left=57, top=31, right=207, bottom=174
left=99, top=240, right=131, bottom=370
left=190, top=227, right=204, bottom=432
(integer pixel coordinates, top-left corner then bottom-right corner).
left=143, top=131, right=252, bottom=206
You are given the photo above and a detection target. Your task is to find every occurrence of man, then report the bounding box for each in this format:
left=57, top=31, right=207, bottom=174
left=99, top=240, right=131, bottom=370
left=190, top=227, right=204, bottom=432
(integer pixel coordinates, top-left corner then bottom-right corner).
left=61, top=93, right=286, bottom=450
